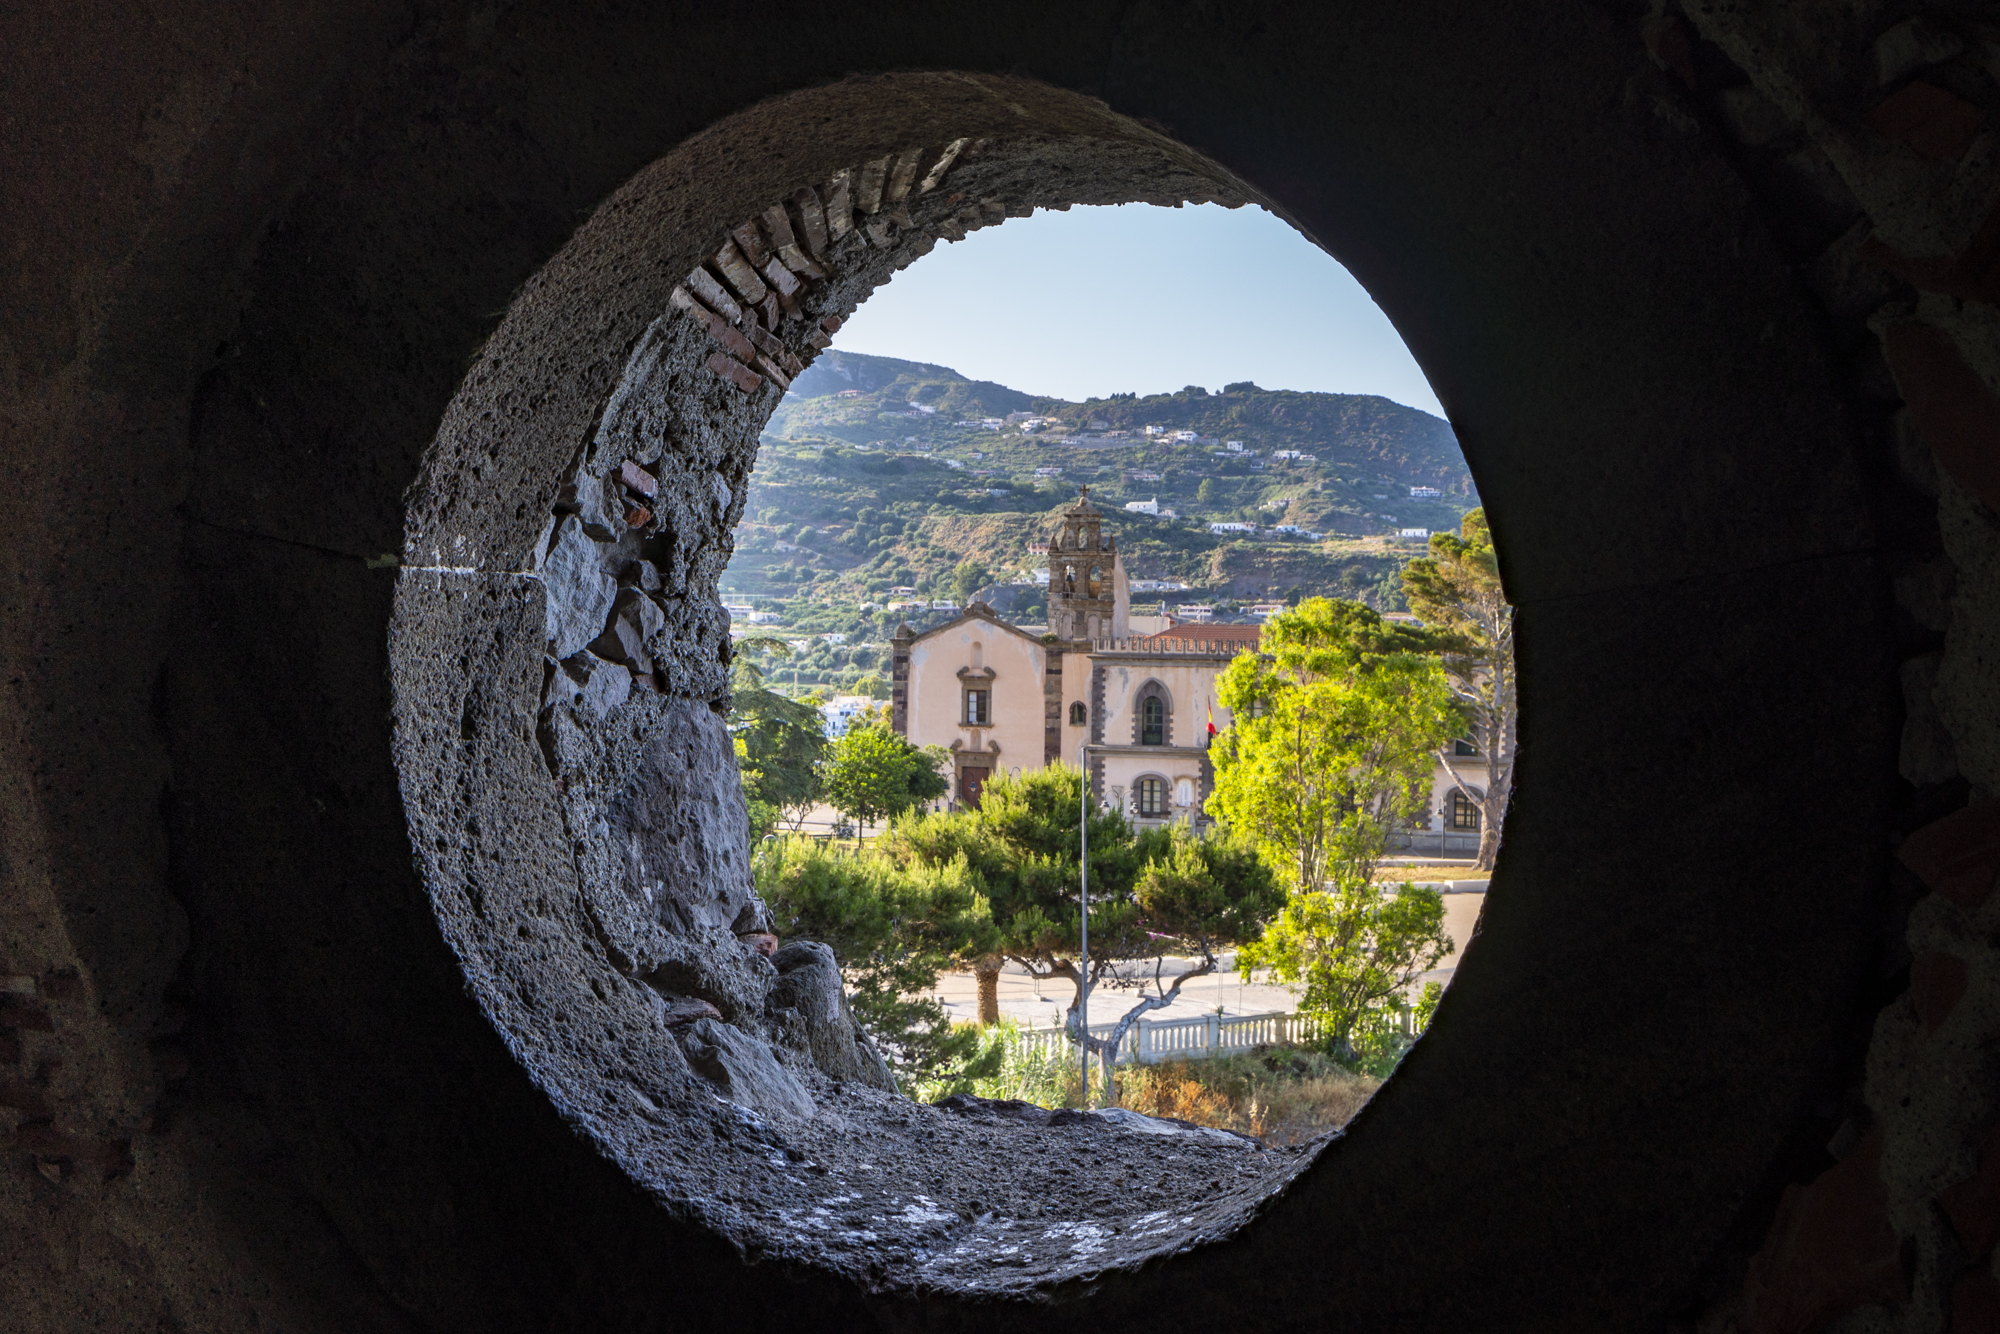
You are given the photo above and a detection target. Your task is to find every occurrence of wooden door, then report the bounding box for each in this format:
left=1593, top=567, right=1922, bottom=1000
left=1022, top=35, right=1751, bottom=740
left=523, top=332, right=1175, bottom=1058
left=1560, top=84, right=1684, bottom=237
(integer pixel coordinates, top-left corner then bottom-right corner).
left=959, top=766, right=990, bottom=808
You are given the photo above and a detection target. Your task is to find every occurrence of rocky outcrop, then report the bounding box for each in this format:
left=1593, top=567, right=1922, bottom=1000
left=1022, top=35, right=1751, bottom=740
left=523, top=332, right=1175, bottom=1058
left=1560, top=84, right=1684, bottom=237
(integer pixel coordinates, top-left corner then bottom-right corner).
left=765, top=942, right=896, bottom=1091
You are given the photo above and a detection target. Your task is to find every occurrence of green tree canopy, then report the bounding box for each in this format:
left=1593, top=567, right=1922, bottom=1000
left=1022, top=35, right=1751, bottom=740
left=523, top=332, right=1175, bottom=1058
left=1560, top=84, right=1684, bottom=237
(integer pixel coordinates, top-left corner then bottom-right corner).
left=885, top=765, right=1281, bottom=1098
left=819, top=723, right=948, bottom=841
left=949, top=558, right=993, bottom=608
left=728, top=647, right=826, bottom=839
left=756, top=837, right=1001, bottom=1091
left=1238, top=878, right=1451, bottom=1066
left=1210, top=597, right=1461, bottom=894
left=1401, top=507, right=1516, bottom=870
left=1208, top=596, right=1461, bottom=1069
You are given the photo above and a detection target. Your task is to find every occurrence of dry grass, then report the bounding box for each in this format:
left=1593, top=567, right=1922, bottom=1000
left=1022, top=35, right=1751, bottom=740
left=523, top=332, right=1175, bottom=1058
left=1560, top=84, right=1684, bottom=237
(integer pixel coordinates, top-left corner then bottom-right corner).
left=1115, top=1048, right=1381, bottom=1146
left=1374, top=862, right=1485, bottom=882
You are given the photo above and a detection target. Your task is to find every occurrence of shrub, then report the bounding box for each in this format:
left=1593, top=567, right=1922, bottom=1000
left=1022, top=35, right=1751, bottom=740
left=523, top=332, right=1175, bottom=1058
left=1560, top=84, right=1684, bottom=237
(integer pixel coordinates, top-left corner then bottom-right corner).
left=1115, top=1048, right=1380, bottom=1145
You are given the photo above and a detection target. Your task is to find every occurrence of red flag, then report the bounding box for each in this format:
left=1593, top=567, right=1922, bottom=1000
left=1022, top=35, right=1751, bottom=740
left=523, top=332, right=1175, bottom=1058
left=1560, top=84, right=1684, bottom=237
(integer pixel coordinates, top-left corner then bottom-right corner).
left=1207, top=700, right=1216, bottom=738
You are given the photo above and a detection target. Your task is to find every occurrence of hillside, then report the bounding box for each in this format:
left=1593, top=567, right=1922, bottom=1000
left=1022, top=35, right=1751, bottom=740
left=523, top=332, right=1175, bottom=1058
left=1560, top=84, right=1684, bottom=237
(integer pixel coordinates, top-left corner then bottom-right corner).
left=766, top=350, right=1471, bottom=495
left=725, top=351, right=1477, bottom=694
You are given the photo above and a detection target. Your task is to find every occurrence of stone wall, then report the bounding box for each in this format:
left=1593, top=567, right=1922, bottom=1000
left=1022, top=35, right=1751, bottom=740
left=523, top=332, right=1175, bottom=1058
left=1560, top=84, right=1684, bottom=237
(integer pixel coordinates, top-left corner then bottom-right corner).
left=1607, top=6, right=2000, bottom=1330
left=3, top=1, right=1992, bottom=1329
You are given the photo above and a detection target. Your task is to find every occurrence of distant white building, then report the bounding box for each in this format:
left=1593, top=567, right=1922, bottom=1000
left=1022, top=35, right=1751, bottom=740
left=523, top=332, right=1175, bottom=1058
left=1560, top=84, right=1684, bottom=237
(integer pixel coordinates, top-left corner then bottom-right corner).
left=1399, top=528, right=1431, bottom=538
left=1409, top=486, right=1443, bottom=500
left=1248, top=602, right=1287, bottom=618
left=1173, top=602, right=1216, bottom=622
left=821, top=632, right=849, bottom=644
left=1125, top=471, right=1162, bottom=482
left=1124, top=498, right=1160, bottom=515
left=1130, top=579, right=1193, bottom=593
left=981, top=419, right=1004, bottom=430
left=1209, top=521, right=1256, bottom=534
left=747, top=611, right=781, bottom=624
left=819, top=695, right=875, bottom=738
left=1034, top=466, right=1064, bottom=477
left=1170, top=429, right=1200, bottom=442
left=1144, top=425, right=1166, bottom=436
left=1272, top=449, right=1317, bottom=462
left=1225, top=440, right=1246, bottom=451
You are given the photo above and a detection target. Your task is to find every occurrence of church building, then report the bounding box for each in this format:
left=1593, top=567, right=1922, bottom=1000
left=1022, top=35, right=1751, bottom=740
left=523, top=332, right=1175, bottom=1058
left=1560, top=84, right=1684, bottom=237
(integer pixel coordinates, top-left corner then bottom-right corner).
left=889, top=489, right=1492, bottom=848
left=890, top=489, right=1256, bottom=825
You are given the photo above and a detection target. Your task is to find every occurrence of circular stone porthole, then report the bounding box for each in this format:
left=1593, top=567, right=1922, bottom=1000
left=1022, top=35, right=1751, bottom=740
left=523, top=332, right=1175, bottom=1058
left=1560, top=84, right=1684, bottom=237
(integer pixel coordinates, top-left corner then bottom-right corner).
left=391, top=73, right=1325, bottom=1293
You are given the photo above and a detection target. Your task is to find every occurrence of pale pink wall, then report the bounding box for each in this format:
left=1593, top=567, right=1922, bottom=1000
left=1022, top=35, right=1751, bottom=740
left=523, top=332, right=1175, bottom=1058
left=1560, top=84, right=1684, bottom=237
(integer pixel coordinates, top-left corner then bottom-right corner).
left=903, top=619, right=1046, bottom=785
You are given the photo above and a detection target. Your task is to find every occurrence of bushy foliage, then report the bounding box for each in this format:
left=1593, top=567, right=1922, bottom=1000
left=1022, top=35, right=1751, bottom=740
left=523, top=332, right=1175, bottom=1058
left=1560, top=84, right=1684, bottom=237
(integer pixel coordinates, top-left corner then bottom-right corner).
left=1402, top=507, right=1517, bottom=870
left=756, top=837, right=1000, bottom=1089
left=818, top=723, right=948, bottom=839
left=1115, top=1048, right=1380, bottom=1144
left=935, top=1018, right=1085, bottom=1108
left=1210, top=597, right=1460, bottom=893
left=728, top=651, right=825, bottom=837
left=1238, top=882, right=1450, bottom=1062
left=884, top=766, right=1280, bottom=1088
left=1208, top=596, right=1459, bottom=1063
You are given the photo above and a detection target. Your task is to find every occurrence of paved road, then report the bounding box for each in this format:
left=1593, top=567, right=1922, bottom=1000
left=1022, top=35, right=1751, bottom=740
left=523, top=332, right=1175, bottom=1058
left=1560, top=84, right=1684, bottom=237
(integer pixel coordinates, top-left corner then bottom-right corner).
left=922, top=886, right=1487, bottom=1030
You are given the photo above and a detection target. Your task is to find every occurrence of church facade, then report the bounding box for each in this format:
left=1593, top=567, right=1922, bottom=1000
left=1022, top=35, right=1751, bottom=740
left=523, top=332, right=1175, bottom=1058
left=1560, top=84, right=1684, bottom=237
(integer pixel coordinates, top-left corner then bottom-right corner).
left=890, top=490, right=1491, bottom=846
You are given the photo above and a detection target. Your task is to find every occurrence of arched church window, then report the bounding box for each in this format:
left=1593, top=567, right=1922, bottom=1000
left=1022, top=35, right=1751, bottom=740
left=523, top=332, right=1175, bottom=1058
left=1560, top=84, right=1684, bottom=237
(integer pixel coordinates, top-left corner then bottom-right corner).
left=1136, top=776, right=1167, bottom=817
left=1450, top=789, right=1482, bottom=831
left=1141, top=695, right=1165, bottom=746
left=1069, top=701, right=1087, bottom=725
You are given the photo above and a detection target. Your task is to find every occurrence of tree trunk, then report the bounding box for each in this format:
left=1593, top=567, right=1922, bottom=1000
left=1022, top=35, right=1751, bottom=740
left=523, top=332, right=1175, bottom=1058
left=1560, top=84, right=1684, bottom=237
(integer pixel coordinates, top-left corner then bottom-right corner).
left=1475, top=824, right=1501, bottom=872
left=974, top=961, right=1001, bottom=1026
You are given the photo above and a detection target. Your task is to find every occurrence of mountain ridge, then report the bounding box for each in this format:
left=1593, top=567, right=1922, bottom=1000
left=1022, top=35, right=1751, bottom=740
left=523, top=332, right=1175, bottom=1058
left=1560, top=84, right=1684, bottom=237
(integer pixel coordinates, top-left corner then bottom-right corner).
left=769, top=350, right=1467, bottom=488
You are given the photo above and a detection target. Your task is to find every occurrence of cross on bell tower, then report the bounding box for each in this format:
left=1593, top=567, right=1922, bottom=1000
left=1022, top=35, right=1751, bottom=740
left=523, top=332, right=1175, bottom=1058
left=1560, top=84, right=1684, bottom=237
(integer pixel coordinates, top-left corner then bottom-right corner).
left=1045, top=486, right=1119, bottom=642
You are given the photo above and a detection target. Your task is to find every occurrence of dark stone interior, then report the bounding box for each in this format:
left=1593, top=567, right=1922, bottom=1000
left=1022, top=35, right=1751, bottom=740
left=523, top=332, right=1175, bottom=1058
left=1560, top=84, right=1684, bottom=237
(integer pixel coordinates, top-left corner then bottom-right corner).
left=7, top=3, right=1994, bottom=1330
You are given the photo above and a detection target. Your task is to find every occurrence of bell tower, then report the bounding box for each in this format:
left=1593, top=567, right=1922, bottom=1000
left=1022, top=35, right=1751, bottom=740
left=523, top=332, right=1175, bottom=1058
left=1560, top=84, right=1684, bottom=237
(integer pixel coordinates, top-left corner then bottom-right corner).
left=1046, top=487, right=1120, bottom=643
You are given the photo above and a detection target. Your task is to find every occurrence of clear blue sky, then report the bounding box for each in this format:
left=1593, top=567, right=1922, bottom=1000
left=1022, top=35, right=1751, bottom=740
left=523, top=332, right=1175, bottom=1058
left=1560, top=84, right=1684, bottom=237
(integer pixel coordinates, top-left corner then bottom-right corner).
left=831, top=202, right=1446, bottom=418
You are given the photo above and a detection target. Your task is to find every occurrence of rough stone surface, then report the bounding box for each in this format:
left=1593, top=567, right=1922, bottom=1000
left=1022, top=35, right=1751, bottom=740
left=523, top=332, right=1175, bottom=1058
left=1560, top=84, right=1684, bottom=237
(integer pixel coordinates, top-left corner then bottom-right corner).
left=1, top=5, right=1977, bottom=1331
left=676, top=1018, right=818, bottom=1119
left=541, top=517, right=619, bottom=659
left=765, top=942, right=896, bottom=1090
left=1939, top=474, right=2000, bottom=797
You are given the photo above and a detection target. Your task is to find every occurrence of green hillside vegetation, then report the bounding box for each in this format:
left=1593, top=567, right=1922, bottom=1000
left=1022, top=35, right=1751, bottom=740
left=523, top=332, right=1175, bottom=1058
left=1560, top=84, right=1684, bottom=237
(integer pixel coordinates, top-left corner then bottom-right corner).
left=726, top=351, right=1476, bottom=696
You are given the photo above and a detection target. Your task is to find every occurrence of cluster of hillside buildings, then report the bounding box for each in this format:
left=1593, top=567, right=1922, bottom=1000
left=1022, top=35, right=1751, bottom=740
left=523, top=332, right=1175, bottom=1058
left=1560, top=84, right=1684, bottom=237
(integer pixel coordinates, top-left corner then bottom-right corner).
left=886, top=488, right=1490, bottom=849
